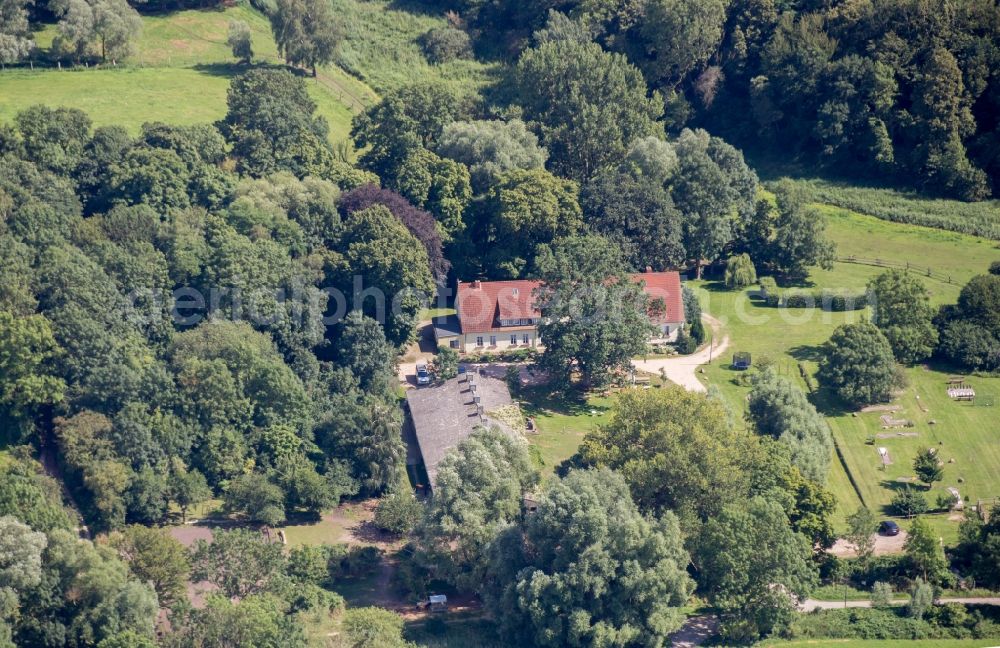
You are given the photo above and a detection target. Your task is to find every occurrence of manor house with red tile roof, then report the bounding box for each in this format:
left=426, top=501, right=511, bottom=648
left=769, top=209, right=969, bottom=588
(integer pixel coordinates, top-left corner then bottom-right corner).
left=432, top=271, right=685, bottom=353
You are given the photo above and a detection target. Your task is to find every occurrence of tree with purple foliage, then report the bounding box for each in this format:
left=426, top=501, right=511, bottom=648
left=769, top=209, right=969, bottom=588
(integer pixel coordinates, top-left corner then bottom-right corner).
left=339, top=185, right=450, bottom=280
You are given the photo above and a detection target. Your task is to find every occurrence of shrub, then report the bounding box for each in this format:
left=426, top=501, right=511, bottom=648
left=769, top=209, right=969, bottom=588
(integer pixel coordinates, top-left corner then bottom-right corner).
left=689, top=317, right=706, bottom=345
left=926, top=602, right=971, bottom=629
left=374, top=491, right=423, bottom=536
left=891, top=487, right=929, bottom=517
left=908, top=578, right=934, bottom=619
left=434, top=347, right=459, bottom=381
left=505, top=365, right=521, bottom=394
left=758, top=277, right=779, bottom=305
left=289, top=582, right=344, bottom=613
left=342, top=545, right=382, bottom=578
left=675, top=327, right=697, bottom=354
left=420, top=27, right=472, bottom=64
left=781, top=290, right=868, bottom=311
left=871, top=581, right=894, bottom=608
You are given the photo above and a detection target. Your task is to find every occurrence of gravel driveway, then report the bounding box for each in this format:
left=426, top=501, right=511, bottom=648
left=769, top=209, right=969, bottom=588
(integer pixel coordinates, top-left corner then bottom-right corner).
left=632, top=315, right=729, bottom=393
left=829, top=529, right=909, bottom=557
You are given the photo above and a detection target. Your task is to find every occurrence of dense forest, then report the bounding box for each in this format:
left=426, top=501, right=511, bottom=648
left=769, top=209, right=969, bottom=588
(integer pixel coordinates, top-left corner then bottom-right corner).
left=423, top=0, right=1000, bottom=201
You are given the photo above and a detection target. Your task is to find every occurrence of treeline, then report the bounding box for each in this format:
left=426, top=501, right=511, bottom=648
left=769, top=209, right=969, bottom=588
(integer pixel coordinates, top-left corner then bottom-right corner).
left=0, top=67, right=451, bottom=642
left=427, top=0, right=1000, bottom=201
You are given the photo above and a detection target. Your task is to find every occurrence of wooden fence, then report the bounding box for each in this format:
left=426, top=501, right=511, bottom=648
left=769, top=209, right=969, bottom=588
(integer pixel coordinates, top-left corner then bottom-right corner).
left=836, top=256, right=957, bottom=284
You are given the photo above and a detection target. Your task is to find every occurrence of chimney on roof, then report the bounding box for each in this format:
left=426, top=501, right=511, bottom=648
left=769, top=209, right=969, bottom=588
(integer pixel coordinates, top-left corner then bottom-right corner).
left=645, top=266, right=653, bottom=273
left=472, top=280, right=481, bottom=289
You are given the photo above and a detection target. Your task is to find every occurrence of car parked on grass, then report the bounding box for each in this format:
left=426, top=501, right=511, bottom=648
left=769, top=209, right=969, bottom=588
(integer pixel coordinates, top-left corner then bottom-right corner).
left=879, top=520, right=900, bottom=536
left=416, top=363, right=431, bottom=385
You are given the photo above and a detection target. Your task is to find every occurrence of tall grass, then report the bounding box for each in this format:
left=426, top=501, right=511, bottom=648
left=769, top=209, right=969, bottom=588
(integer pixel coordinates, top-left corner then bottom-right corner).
left=330, top=0, right=495, bottom=94
left=772, top=178, right=1000, bottom=240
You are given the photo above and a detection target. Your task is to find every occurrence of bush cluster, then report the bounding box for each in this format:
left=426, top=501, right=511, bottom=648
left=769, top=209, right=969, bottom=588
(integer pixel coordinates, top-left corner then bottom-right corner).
left=791, top=606, right=1000, bottom=641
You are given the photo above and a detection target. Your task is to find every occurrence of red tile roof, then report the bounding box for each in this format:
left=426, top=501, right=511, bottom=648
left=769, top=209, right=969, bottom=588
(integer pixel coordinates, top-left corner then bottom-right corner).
left=632, top=271, right=685, bottom=326
left=456, top=272, right=685, bottom=334
left=456, top=279, right=541, bottom=334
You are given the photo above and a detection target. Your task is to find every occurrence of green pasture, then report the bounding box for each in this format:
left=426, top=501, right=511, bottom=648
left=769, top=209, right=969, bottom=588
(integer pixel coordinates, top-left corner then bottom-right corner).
left=0, top=5, right=372, bottom=144
left=693, top=205, right=1000, bottom=530
left=330, top=0, right=496, bottom=94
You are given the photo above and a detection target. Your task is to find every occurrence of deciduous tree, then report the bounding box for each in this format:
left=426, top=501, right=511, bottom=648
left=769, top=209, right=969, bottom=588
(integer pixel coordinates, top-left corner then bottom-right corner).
left=477, top=168, right=582, bottom=277
left=416, top=427, right=537, bottom=591
left=817, top=322, right=896, bottom=407
left=534, top=235, right=653, bottom=388
left=510, top=39, right=662, bottom=180
left=577, top=386, right=751, bottom=523
left=270, top=0, right=341, bottom=76
left=913, top=448, right=943, bottom=489
left=845, top=506, right=878, bottom=565
left=581, top=167, right=685, bottom=272
left=486, top=468, right=694, bottom=647
left=436, top=118, right=547, bottom=192
left=905, top=516, right=946, bottom=582
left=747, top=369, right=832, bottom=484
left=867, top=270, right=937, bottom=363
left=191, top=528, right=286, bottom=600
left=112, top=525, right=190, bottom=609
left=227, top=20, right=253, bottom=64
left=695, top=497, right=817, bottom=642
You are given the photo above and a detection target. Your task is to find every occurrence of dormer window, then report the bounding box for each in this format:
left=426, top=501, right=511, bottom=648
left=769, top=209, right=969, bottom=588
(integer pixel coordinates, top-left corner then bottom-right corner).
left=512, top=288, right=519, bottom=296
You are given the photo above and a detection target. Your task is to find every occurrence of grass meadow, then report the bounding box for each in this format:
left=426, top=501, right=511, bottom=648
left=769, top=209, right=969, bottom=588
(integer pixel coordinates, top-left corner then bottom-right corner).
left=0, top=4, right=377, bottom=144
left=330, top=0, right=496, bottom=94
left=692, top=203, right=1000, bottom=531
left=783, top=177, right=1000, bottom=240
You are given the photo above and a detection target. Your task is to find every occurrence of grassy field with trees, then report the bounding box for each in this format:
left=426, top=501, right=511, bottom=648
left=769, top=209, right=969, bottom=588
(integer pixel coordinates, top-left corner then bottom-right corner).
left=692, top=202, right=1000, bottom=527
left=0, top=4, right=373, bottom=142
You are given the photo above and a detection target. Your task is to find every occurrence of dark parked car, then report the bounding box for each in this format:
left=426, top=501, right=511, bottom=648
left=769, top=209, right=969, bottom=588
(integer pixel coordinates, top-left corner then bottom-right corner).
left=879, top=520, right=901, bottom=536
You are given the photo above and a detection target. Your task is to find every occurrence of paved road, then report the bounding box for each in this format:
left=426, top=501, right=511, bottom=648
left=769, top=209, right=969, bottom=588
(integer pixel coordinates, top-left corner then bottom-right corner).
left=632, top=315, right=729, bottom=393
left=800, top=597, right=1000, bottom=610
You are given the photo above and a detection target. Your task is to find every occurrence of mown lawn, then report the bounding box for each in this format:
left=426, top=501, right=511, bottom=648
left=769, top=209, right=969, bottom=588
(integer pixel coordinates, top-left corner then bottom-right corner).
left=826, top=366, right=1000, bottom=515
left=519, top=388, right=614, bottom=479
left=0, top=5, right=371, bottom=144
left=693, top=203, right=1000, bottom=531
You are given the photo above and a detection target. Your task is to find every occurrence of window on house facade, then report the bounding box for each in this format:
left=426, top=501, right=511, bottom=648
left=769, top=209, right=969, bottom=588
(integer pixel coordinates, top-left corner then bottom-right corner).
left=489, top=335, right=496, bottom=346
left=523, top=334, right=529, bottom=345
left=510, top=335, right=518, bottom=345
left=498, top=318, right=536, bottom=327
left=450, top=340, right=459, bottom=349
left=476, top=336, right=484, bottom=347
